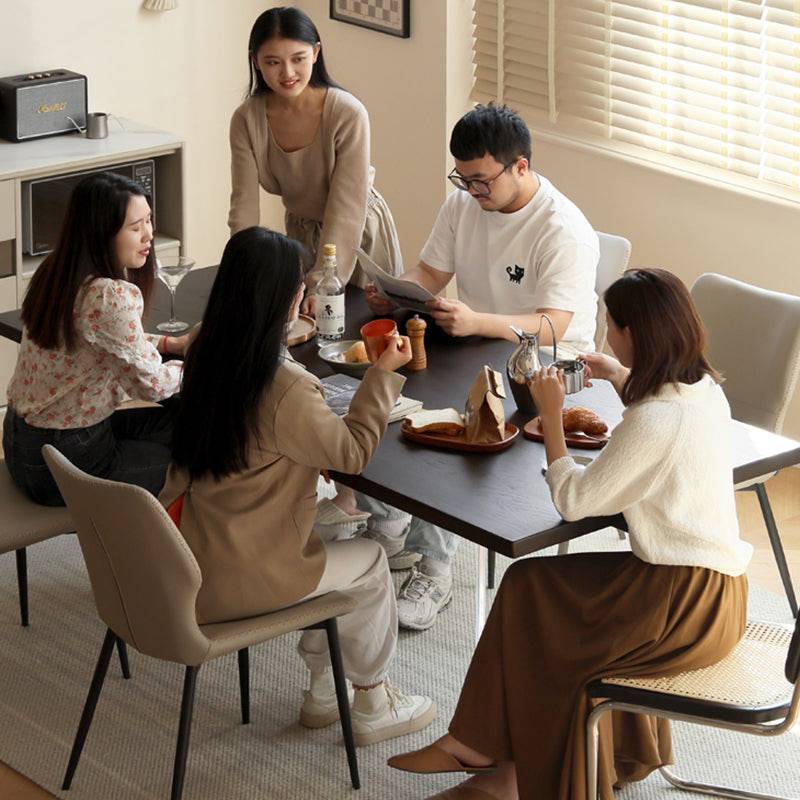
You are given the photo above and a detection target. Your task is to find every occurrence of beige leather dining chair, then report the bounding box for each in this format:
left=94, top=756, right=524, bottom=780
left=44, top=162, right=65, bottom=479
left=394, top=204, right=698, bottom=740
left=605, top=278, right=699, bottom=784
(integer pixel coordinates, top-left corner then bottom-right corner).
left=43, top=445, right=361, bottom=800
left=0, top=457, right=133, bottom=676
left=692, top=273, right=800, bottom=616
left=0, top=458, right=74, bottom=627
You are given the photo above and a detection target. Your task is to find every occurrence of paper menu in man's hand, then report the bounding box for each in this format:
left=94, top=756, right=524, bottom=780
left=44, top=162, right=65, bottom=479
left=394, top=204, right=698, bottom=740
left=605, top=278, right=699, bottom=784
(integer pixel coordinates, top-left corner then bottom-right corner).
left=355, top=248, right=436, bottom=313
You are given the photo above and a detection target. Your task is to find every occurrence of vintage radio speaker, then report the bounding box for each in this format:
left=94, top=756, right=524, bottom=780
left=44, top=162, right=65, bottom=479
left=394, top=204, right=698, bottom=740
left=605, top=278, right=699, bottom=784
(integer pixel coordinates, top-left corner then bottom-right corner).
left=0, top=70, right=88, bottom=142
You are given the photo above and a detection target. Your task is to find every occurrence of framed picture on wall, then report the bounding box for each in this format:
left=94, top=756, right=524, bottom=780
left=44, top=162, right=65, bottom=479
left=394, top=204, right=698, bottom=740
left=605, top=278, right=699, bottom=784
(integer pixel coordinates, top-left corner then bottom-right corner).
left=329, top=0, right=410, bottom=39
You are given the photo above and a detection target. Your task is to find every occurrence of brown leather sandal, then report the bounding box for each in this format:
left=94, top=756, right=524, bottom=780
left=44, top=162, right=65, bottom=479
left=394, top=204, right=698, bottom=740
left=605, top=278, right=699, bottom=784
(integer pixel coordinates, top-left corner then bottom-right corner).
left=387, top=743, right=497, bottom=775
left=425, top=787, right=497, bottom=799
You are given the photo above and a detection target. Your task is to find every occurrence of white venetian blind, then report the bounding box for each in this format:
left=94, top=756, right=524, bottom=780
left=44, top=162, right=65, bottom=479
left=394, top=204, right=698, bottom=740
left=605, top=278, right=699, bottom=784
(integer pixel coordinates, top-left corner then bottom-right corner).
left=472, top=1, right=800, bottom=193
left=472, top=0, right=555, bottom=117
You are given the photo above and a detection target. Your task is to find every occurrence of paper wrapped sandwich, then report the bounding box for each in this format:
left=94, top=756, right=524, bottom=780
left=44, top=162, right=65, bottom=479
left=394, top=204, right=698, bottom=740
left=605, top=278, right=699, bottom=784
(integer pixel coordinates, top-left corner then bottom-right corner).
left=464, top=365, right=506, bottom=444
left=404, top=365, right=507, bottom=444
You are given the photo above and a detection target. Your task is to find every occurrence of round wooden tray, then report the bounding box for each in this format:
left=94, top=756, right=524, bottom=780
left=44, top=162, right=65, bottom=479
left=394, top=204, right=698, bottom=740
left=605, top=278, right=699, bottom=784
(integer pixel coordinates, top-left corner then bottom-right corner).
left=287, top=314, right=316, bottom=346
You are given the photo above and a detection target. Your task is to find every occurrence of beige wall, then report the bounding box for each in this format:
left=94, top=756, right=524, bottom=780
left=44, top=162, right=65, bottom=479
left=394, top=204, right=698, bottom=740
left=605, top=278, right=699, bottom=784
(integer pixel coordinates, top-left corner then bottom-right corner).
left=530, top=137, right=800, bottom=438
left=0, top=0, right=268, bottom=267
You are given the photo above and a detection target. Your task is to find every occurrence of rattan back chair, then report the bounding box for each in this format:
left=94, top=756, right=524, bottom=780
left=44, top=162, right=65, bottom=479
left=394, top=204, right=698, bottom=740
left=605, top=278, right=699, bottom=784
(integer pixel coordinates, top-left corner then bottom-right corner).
left=586, top=613, right=800, bottom=799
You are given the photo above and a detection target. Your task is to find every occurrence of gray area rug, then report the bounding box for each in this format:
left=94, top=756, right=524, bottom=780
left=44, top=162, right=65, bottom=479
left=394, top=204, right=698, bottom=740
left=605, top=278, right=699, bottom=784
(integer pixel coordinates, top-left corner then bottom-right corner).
left=0, top=529, right=798, bottom=800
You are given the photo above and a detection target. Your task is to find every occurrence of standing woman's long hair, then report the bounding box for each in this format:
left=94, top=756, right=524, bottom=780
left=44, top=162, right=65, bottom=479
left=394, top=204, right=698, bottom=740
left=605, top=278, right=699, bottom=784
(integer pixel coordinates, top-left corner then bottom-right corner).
left=247, top=6, right=339, bottom=96
left=604, top=268, right=720, bottom=405
left=172, top=227, right=304, bottom=481
left=21, top=172, right=155, bottom=351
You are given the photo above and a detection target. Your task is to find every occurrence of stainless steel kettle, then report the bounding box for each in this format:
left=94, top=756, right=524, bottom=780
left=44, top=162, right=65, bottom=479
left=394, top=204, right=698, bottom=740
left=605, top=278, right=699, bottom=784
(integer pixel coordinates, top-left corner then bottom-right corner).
left=506, top=314, right=556, bottom=416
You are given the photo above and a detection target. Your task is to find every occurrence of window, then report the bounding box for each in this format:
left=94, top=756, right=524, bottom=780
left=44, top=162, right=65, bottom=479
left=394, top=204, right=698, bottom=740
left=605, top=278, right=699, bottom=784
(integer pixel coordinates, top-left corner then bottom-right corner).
left=472, top=1, right=800, bottom=194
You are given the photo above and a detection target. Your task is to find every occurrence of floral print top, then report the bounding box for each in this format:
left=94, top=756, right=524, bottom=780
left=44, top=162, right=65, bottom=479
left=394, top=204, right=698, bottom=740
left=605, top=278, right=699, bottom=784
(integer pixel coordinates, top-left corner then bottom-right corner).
left=7, top=278, right=183, bottom=429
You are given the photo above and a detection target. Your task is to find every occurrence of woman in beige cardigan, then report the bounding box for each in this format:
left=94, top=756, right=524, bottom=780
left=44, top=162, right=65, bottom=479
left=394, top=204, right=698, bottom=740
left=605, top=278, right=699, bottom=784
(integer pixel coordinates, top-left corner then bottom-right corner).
left=160, top=227, right=435, bottom=746
left=229, top=7, right=402, bottom=302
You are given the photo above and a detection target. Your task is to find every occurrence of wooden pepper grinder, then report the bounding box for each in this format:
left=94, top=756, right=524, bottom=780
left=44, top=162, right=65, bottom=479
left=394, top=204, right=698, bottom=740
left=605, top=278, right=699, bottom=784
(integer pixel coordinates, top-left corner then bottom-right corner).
left=406, top=314, right=427, bottom=371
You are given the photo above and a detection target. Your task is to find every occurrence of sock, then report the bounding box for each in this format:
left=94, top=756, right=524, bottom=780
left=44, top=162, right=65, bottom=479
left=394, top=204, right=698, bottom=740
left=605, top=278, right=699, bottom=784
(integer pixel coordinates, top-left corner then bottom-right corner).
left=419, top=556, right=450, bottom=578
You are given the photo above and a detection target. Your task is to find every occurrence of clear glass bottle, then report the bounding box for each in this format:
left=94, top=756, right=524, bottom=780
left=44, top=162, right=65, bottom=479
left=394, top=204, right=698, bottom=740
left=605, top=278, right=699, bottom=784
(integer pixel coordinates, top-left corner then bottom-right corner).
left=315, top=243, right=345, bottom=342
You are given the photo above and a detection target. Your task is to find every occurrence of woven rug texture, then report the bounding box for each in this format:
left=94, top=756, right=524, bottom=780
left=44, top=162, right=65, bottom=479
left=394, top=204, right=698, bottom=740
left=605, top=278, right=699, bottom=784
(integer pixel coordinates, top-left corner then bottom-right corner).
left=0, top=528, right=798, bottom=800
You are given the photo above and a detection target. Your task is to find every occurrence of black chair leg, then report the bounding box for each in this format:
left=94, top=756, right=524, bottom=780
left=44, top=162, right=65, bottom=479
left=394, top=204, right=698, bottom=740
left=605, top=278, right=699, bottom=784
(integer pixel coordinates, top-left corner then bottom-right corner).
left=62, top=629, right=115, bottom=790
left=754, top=482, right=798, bottom=616
left=325, top=618, right=360, bottom=791
left=15, top=548, right=28, bottom=627
left=487, top=548, right=496, bottom=590
left=171, top=665, right=200, bottom=800
left=237, top=648, right=250, bottom=724
left=115, top=637, right=132, bottom=680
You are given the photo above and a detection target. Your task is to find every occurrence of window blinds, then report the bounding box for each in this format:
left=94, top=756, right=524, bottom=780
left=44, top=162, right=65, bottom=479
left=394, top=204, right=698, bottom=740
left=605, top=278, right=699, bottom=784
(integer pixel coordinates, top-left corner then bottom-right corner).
left=471, top=1, right=800, bottom=192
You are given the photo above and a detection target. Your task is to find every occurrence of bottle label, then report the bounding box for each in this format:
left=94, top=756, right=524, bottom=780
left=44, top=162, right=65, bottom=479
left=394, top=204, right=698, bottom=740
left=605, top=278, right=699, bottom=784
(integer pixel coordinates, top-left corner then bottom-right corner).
left=316, top=293, right=345, bottom=337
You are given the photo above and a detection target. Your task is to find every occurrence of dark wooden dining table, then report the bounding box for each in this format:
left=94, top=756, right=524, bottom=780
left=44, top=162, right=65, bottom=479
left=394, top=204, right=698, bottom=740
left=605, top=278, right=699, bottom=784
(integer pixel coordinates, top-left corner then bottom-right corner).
left=3, top=265, right=800, bottom=632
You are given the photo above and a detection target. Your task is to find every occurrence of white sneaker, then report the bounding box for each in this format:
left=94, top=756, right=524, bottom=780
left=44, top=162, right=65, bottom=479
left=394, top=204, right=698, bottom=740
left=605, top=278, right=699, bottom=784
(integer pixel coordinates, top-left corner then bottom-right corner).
left=351, top=679, right=436, bottom=746
left=299, top=668, right=354, bottom=729
left=397, top=567, right=453, bottom=631
left=387, top=548, right=423, bottom=571
left=362, top=528, right=422, bottom=571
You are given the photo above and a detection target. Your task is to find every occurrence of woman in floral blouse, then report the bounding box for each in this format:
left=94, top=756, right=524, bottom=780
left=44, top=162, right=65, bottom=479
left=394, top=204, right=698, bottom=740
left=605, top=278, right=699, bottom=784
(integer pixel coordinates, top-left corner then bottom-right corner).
left=3, top=173, right=192, bottom=506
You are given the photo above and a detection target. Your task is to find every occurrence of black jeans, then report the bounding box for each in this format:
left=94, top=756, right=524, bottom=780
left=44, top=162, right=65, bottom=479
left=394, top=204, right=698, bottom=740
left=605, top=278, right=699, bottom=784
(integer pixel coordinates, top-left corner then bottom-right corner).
left=3, top=399, right=177, bottom=507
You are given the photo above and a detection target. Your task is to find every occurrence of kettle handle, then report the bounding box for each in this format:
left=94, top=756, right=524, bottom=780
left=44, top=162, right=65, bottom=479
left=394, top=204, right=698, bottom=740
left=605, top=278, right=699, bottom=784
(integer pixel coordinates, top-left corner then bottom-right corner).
left=536, top=313, right=557, bottom=366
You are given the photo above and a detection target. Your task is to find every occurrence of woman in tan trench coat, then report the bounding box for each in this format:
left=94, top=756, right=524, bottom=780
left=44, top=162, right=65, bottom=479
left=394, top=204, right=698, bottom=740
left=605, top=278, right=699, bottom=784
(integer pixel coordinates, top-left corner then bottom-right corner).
left=389, top=269, right=752, bottom=799
left=160, top=227, right=436, bottom=747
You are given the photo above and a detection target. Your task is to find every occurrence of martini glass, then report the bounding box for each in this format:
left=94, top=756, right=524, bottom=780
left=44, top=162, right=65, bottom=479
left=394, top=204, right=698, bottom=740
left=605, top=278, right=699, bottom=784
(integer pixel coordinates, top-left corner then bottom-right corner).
left=156, top=256, right=194, bottom=332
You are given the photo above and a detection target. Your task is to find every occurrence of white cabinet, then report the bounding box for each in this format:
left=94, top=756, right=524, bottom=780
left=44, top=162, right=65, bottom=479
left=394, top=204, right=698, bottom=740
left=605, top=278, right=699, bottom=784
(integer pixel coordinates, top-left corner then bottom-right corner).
left=0, top=181, right=13, bottom=242
left=0, top=120, right=185, bottom=405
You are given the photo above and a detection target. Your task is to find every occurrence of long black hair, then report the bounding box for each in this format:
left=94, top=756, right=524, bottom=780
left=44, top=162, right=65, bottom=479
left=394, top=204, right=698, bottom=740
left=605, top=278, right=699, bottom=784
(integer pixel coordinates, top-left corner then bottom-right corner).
left=247, top=6, right=338, bottom=97
left=604, top=268, right=720, bottom=405
left=22, top=172, right=155, bottom=350
left=171, top=227, right=304, bottom=481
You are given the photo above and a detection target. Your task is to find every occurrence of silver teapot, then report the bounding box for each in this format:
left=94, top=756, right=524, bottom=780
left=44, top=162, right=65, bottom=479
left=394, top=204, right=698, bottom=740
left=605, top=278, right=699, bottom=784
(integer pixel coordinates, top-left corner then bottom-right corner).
left=506, top=314, right=556, bottom=416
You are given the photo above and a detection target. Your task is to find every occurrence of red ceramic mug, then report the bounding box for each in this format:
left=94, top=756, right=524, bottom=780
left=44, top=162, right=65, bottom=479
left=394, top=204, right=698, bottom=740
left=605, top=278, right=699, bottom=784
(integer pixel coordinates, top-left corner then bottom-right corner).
left=360, top=319, right=398, bottom=363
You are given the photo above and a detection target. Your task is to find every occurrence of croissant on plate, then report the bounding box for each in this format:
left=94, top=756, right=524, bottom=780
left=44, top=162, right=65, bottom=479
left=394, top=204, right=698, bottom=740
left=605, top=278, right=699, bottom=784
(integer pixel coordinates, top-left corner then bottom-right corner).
left=562, top=407, right=608, bottom=436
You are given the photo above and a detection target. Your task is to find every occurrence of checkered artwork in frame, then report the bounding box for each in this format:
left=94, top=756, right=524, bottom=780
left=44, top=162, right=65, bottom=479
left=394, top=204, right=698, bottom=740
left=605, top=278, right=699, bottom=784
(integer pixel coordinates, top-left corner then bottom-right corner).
left=335, top=0, right=403, bottom=30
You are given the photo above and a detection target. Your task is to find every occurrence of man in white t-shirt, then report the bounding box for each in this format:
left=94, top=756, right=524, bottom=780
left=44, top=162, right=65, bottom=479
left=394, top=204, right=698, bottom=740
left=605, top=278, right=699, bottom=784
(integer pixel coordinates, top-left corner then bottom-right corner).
left=358, top=104, right=599, bottom=631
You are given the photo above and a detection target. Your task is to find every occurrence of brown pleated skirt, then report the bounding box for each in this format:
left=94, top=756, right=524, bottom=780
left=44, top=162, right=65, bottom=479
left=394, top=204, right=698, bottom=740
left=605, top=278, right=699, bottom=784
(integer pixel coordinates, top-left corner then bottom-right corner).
left=448, top=552, right=748, bottom=800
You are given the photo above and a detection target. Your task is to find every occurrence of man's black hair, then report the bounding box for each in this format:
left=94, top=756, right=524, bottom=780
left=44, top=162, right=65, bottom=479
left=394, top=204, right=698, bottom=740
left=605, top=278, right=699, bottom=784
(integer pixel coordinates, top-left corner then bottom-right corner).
left=450, top=103, right=532, bottom=165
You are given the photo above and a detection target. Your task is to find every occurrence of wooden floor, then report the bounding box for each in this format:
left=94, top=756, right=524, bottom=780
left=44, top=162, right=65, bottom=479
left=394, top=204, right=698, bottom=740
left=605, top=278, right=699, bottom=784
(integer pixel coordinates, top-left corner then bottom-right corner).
left=1, top=469, right=798, bottom=800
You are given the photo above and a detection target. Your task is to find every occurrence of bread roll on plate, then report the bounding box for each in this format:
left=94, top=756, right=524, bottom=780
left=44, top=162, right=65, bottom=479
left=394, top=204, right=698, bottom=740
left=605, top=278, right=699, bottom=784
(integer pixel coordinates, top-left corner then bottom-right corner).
left=405, top=408, right=465, bottom=437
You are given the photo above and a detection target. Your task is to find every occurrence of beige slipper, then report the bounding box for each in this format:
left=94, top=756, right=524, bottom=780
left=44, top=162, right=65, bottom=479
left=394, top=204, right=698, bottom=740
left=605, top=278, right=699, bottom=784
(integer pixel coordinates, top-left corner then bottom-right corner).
left=314, top=497, right=370, bottom=525
left=388, top=743, right=497, bottom=775
left=425, top=787, right=497, bottom=799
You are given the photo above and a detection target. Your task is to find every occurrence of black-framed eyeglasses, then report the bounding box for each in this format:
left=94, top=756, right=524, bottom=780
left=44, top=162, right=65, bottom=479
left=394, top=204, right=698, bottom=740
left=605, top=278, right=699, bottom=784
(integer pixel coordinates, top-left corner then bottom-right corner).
left=447, top=160, right=517, bottom=196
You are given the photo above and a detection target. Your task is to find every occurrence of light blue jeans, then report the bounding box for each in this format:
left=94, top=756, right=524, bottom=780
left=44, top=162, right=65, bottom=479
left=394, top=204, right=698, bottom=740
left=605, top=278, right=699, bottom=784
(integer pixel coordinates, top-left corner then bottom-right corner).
left=355, top=492, right=460, bottom=567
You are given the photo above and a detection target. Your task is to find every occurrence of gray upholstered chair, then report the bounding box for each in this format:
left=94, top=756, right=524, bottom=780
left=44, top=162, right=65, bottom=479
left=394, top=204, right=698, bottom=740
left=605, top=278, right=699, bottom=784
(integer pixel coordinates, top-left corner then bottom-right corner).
left=586, top=613, right=800, bottom=799
left=692, top=273, right=800, bottom=616
left=43, top=445, right=360, bottom=800
left=594, top=231, right=632, bottom=352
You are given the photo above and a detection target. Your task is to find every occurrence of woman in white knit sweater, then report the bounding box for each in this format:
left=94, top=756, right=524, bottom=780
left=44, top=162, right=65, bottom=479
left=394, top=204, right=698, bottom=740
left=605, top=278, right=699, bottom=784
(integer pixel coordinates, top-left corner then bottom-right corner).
left=389, top=268, right=752, bottom=800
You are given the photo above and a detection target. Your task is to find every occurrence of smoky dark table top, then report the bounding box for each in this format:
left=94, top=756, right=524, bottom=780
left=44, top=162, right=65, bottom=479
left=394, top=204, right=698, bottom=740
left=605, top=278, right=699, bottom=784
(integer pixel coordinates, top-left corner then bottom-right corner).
left=2, top=266, right=799, bottom=557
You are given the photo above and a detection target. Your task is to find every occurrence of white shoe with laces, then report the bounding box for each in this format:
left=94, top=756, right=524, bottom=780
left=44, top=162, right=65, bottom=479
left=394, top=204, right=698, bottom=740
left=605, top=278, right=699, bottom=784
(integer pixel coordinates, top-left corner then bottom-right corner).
left=362, top=528, right=422, bottom=570
left=351, top=679, right=436, bottom=746
left=396, top=567, right=453, bottom=631
left=299, top=668, right=354, bottom=729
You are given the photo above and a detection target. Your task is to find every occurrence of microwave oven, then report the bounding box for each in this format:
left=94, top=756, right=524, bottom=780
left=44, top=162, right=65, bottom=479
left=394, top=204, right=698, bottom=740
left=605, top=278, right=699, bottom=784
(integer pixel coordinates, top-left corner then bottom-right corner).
left=21, top=160, right=156, bottom=256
